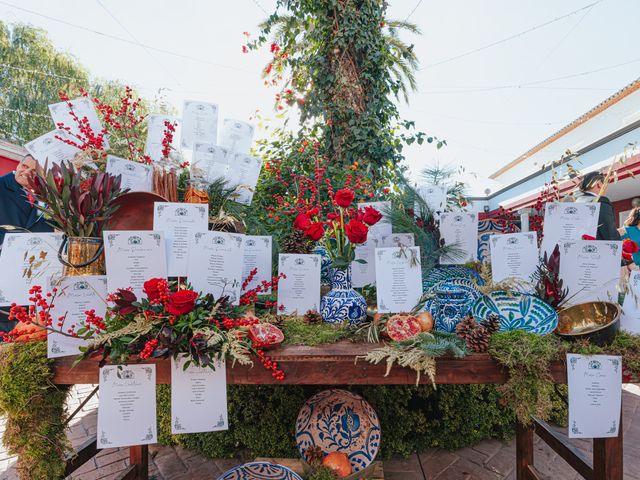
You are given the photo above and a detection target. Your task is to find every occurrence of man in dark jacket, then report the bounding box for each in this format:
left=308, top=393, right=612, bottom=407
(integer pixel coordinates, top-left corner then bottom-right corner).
left=574, top=171, right=621, bottom=241
left=0, top=154, right=53, bottom=334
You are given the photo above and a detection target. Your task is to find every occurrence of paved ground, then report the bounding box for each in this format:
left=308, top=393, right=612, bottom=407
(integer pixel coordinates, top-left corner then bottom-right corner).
left=0, top=385, right=638, bottom=479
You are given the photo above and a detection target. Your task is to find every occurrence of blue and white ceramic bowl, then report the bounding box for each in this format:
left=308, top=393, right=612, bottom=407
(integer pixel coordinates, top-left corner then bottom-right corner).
left=471, top=291, right=558, bottom=336
left=295, top=389, right=380, bottom=475
left=422, top=266, right=484, bottom=293
left=424, top=282, right=481, bottom=332
left=218, top=462, right=303, bottom=480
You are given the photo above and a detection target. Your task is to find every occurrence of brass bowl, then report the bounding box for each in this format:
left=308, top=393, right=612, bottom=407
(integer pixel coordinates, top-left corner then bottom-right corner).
left=107, top=192, right=167, bottom=231
left=556, top=301, right=620, bottom=346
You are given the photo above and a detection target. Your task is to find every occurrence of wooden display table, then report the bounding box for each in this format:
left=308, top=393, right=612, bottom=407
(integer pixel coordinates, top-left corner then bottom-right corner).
left=53, top=342, right=623, bottom=480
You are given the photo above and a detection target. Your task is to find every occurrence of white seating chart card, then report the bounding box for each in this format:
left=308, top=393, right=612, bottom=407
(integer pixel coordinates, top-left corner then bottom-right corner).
left=242, top=236, right=273, bottom=294
left=227, top=152, right=263, bottom=205
left=621, top=270, right=640, bottom=334
left=187, top=231, right=245, bottom=305
left=375, top=246, right=422, bottom=313
left=103, top=231, right=167, bottom=299
left=352, top=236, right=382, bottom=288
left=439, top=212, right=479, bottom=264
left=559, top=240, right=622, bottom=305
left=153, top=202, right=209, bottom=277
left=357, top=202, right=392, bottom=238
left=180, top=100, right=219, bottom=149
left=277, top=254, right=321, bottom=314
left=541, top=202, right=600, bottom=258
left=97, top=364, right=157, bottom=448
left=567, top=354, right=622, bottom=438
left=145, top=114, right=180, bottom=163
left=0, top=233, right=63, bottom=307
left=416, top=184, right=447, bottom=214
left=489, top=232, right=539, bottom=284
left=171, top=356, right=228, bottom=434
left=380, top=233, right=415, bottom=248
left=25, top=129, right=80, bottom=167
left=47, top=275, right=107, bottom=358
left=219, top=119, right=255, bottom=154
left=191, top=143, right=230, bottom=186
left=49, top=97, right=110, bottom=149
left=106, top=156, right=153, bottom=193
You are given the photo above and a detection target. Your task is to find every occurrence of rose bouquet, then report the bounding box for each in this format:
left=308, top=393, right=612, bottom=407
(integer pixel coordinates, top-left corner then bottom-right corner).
left=293, top=188, right=382, bottom=268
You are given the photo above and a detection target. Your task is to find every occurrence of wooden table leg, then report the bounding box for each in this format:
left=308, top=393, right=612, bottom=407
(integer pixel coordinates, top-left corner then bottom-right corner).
left=129, top=445, right=149, bottom=480
left=516, top=421, right=535, bottom=480
left=593, top=412, right=623, bottom=480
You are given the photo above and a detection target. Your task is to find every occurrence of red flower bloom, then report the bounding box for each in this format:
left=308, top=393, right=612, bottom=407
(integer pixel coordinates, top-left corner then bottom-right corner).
left=306, top=207, right=319, bottom=217
left=327, top=212, right=338, bottom=221
left=305, top=222, right=325, bottom=241
left=166, top=289, right=198, bottom=316
left=362, top=206, right=382, bottom=226
left=623, top=238, right=639, bottom=254
left=581, top=234, right=596, bottom=241
left=334, top=189, right=355, bottom=208
left=293, top=213, right=311, bottom=231
left=345, top=219, right=368, bottom=244
left=112, top=289, right=138, bottom=315
left=143, top=278, right=165, bottom=301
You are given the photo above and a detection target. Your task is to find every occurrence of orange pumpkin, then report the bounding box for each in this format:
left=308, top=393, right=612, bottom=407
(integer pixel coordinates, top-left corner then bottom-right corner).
left=322, top=452, right=352, bottom=478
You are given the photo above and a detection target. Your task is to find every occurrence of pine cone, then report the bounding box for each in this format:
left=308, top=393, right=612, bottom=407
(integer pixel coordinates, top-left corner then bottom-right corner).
left=465, top=327, right=491, bottom=353
left=455, top=314, right=477, bottom=338
left=305, top=446, right=325, bottom=466
left=456, top=314, right=495, bottom=353
left=480, top=314, right=501, bottom=335
left=304, top=310, right=323, bottom=324
left=280, top=229, right=315, bottom=254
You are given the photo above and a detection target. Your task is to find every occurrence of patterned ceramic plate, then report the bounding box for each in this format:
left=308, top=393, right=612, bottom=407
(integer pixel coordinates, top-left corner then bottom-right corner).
left=471, top=291, right=558, bottom=336
left=218, top=462, right=303, bottom=480
left=424, top=282, right=481, bottom=332
left=422, top=266, right=484, bottom=293
left=295, top=389, right=380, bottom=474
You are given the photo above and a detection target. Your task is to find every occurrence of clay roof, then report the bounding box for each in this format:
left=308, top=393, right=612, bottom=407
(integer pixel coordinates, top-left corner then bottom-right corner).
left=490, top=77, right=640, bottom=179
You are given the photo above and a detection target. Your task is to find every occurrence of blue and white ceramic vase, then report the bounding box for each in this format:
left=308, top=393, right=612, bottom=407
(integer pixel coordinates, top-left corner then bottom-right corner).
left=320, top=265, right=367, bottom=326
left=313, top=245, right=332, bottom=284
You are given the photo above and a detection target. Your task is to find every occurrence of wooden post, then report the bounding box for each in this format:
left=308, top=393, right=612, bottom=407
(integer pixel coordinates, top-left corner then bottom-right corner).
left=129, top=445, right=149, bottom=480
left=593, top=412, right=623, bottom=480
left=516, top=421, right=534, bottom=480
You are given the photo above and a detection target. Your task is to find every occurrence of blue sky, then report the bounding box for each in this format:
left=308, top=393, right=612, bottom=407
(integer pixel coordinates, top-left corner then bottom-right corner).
left=1, top=0, right=639, bottom=193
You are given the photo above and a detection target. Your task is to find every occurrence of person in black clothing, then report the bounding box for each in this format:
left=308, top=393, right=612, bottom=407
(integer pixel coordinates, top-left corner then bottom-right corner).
left=0, top=154, right=53, bottom=334
left=574, top=171, right=621, bottom=241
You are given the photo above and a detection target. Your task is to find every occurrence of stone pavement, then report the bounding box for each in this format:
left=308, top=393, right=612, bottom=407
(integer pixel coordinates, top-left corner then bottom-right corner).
left=0, top=385, right=638, bottom=479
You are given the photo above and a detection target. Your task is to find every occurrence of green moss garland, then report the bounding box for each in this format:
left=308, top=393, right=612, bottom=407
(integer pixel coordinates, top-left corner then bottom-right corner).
left=0, top=342, right=71, bottom=480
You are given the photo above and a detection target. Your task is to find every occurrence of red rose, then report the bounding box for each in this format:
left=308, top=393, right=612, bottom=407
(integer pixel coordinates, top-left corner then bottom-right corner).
left=113, top=289, right=138, bottom=315
left=346, top=219, right=368, bottom=244
left=623, top=238, right=639, bottom=254
left=143, top=278, right=165, bottom=301
left=327, top=212, right=338, bottom=221
left=334, top=189, right=355, bottom=208
left=293, top=213, right=311, bottom=231
left=362, top=206, right=382, bottom=226
left=166, top=289, right=198, bottom=316
left=306, top=207, right=319, bottom=217
left=304, top=222, right=325, bottom=241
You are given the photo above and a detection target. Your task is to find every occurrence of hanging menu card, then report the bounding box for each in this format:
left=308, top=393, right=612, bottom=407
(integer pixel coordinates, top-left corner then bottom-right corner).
left=153, top=202, right=209, bottom=277
left=380, top=233, right=415, bottom=248
left=0, top=233, right=63, bottom=307
left=106, top=155, right=153, bottom=192
left=242, top=236, right=273, bottom=294
left=187, top=231, right=245, bottom=305
left=219, top=119, right=255, bottom=154
left=25, top=129, right=81, bottom=167
left=190, top=143, right=230, bottom=186
left=375, top=246, right=422, bottom=313
left=541, top=202, right=600, bottom=257
left=49, top=97, right=110, bottom=150
left=171, top=356, right=228, bottom=434
left=103, top=231, right=167, bottom=299
left=439, top=212, right=479, bottom=264
left=180, top=100, right=219, bottom=149
left=145, top=114, right=179, bottom=163
left=490, top=232, right=539, bottom=284
left=567, top=354, right=622, bottom=438
left=97, top=364, right=157, bottom=448
left=621, top=270, right=640, bottom=334
left=352, top=236, right=382, bottom=288
left=357, top=201, right=392, bottom=238
left=47, top=275, right=108, bottom=358
left=227, top=152, right=263, bottom=205
left=416, top=184, right=447, bottom=214
left=277, top=254, right=321, bottom=314
left=559, top=240, right=622, bottom=305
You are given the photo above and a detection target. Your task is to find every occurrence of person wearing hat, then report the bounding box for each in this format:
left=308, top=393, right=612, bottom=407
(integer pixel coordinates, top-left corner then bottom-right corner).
left=573, top=171, right=621, bottom=241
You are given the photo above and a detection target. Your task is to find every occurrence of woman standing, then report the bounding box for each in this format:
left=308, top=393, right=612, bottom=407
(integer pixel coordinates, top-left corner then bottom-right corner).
left=620, top=207, right=640, bottom=266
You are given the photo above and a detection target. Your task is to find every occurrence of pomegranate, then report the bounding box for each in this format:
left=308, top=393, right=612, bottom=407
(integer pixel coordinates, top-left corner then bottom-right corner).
left=416, top=311, right=434, bottom=332
left=386, top=313, right=421, bottom=341
left=322, top=451, right=352, bottom=478
left=247, top=323, right=284, bottom=348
